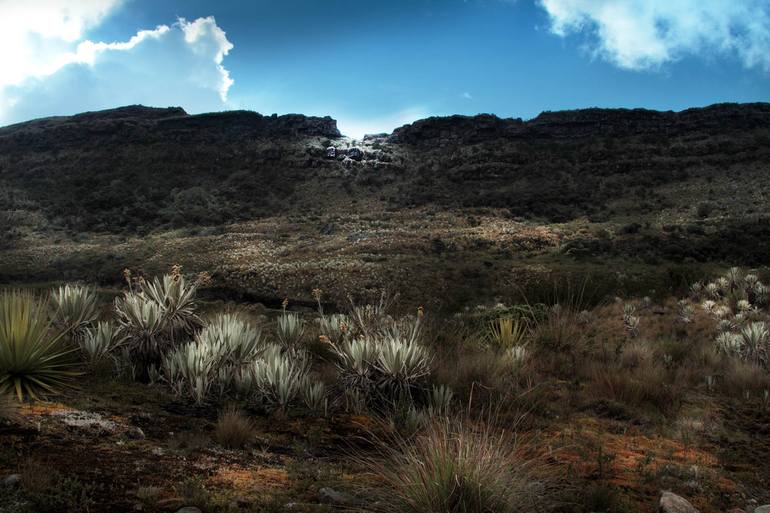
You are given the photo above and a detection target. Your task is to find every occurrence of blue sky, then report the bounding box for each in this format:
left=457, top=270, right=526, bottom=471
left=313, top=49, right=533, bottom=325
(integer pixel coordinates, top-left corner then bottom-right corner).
left=1, top=0, right=769, bottom=138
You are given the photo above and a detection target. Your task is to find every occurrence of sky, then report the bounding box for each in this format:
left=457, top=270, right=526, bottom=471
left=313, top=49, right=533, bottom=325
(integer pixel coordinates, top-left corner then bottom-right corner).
left=1, top=0, right=769, bottom=138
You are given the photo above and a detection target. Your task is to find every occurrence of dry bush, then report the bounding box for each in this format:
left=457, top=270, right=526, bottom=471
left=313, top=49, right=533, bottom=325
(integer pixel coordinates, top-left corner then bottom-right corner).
left=587, top=360, right=683, bottom=416
left=432, top=348, right=511, bottom=401
left=529, top=307, right=595, bottom=378
left=214, top=408, right=255, bottom=449
left=360, top=417, right=558, bottom=513
left=722, top=360, right=770, bottom=398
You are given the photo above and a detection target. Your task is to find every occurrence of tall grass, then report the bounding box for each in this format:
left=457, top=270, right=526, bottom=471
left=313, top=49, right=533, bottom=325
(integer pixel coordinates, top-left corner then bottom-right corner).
left=361, top=418, right=555, bottom=513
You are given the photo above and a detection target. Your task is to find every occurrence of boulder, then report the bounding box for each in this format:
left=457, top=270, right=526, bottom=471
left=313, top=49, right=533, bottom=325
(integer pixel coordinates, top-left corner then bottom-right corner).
left=753, top=506, right=770, bottom=513
left=2, top=474, right=21, bottom=487
left=318, top=487, right=364, bottom=507
left=325, top=146, right=336, bottom=158
left=659, top=491, right=699, bottom=513
left=126, top=427, right=146, bottom=440
left=347, top=147, right=364, bottom=161
left=175, top=507, right=203, bottom=513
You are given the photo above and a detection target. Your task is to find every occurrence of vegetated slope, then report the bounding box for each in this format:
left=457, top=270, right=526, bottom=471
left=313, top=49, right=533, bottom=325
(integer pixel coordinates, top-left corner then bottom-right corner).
left=1, top=103, right=770, bottom=306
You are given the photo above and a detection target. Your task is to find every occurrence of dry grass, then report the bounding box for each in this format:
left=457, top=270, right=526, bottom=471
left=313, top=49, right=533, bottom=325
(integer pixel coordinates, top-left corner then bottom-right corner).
left=586, top=359, right=683, bottom=416
left=214, top=408, right=256, bottom=449
left=361, top=417, right=558, bottom=513
left=0, top=393, right=20, bottom=422
left=722, top=359, right=770, bottom=398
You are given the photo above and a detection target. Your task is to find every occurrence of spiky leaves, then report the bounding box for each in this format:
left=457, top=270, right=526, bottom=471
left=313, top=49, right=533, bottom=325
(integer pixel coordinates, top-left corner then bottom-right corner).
left=80, top=321, right=125, bottom=368
left=115, top=271, right=203, bottom=380
left=141, top=274, right=203, bottom=342
left=331, top=333, right=433, bottom=407
left=51, top=284, right=99, bottom=332
left=0, top=291, right=79, bottom=400
left=488, top=317, right=528, bottom=349
left=115, top=292, right=167, bottom=378
left=164, top=313, right=264, bottom=404
left=276, top=312, right=305, bottom=353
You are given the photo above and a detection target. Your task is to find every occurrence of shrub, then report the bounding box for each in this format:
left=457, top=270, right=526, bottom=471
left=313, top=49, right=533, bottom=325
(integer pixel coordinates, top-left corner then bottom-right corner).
left=164, top=314, right=265, bottom=404
left=80, top=321, right=124, bottom=369
left=115, top=269, right=204, bottom=381
left=141, top=271, right=203, bottom=340
left=375, top=335, right=433, bottom=398
left=214, top=408, right=256, bottom=449
left=251, top=345, right=308, bottom=411
left=114, top=291, right=168, bottom=378
left=0, top=291, right=79, bottom=400
left=488, top=317, right=528, bottom=349
left=330, top=332, right=432, bottom=407
left=276, top=312, right=305, bottom=353
left=362, top=418, right=554, bottom=513
left=50, top=284, right=99, bottom=333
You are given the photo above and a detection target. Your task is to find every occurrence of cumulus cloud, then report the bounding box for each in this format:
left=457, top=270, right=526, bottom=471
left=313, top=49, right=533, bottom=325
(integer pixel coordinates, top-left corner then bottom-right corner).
left=0, top=4, right=234, bottom=125
left=0, top=0, right=122, bottom=88
left=538, top=0, right=770, bottom=71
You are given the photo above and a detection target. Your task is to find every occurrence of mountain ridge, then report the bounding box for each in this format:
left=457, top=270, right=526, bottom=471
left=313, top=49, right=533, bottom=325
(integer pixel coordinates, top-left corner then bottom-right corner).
left=1, top=101, right=770, bottom=307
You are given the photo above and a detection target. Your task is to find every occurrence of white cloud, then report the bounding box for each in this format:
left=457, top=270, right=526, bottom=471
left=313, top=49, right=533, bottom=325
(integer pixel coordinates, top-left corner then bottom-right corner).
left=538, top=0, right=770, bottom=71
left=336, top=107, right=431, bottom=140
left=0, top=5, right=234, bottom=125
left=0, top=0, right=122, bottom=86
left=461, top=92, right=473, bottom=100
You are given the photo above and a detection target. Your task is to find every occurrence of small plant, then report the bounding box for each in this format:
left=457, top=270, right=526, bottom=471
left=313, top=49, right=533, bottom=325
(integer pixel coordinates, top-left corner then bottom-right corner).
left=301, top=379, right=328, bottom=415
left=622, top=304, right=640, bottom=338
left=114, top=291, right=168, bottom=378
left=51, top=284, right=99, bottom=332
left=318, top=313, right=352, bottom=344
left=427, top=384, right=453, bottom=417
left=115, top=269, right=204, bottom=380
left=252, top=345, right=308, bottom=411
left=141, top=269, right=203, bottom=342
left=276, top=312, right=305, bottom=353
left=0, top=290, right=79, bottom=400
left=165, top=313, right=265, bottom=403
left=677, top=300, right=695, bottom=324
left=214, top=407, right=256, bottom=449
left=739, top=322, right=768, bottom=364
left=488, top=317, right=528, bottom=349
left=80, top=321, right=124, bottom=369
left=375, top=335, right=433, bottom=398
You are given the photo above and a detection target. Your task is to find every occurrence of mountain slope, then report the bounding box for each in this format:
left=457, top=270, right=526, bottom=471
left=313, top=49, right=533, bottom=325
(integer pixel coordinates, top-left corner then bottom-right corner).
left=1, top=103, right=770, bottom=307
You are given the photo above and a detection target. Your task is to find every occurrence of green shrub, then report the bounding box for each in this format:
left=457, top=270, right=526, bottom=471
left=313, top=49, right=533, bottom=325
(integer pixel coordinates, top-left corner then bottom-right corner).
left=79, top=321, right=124, bottom=369
left=0, top=291, right=79, bottom=400
left=50, top=284, right=99, bottom=332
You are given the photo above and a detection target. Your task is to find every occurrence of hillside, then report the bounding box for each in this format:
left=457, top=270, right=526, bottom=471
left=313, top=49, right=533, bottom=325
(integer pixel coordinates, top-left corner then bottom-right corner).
left=2, top=103, right=770, bottom=308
